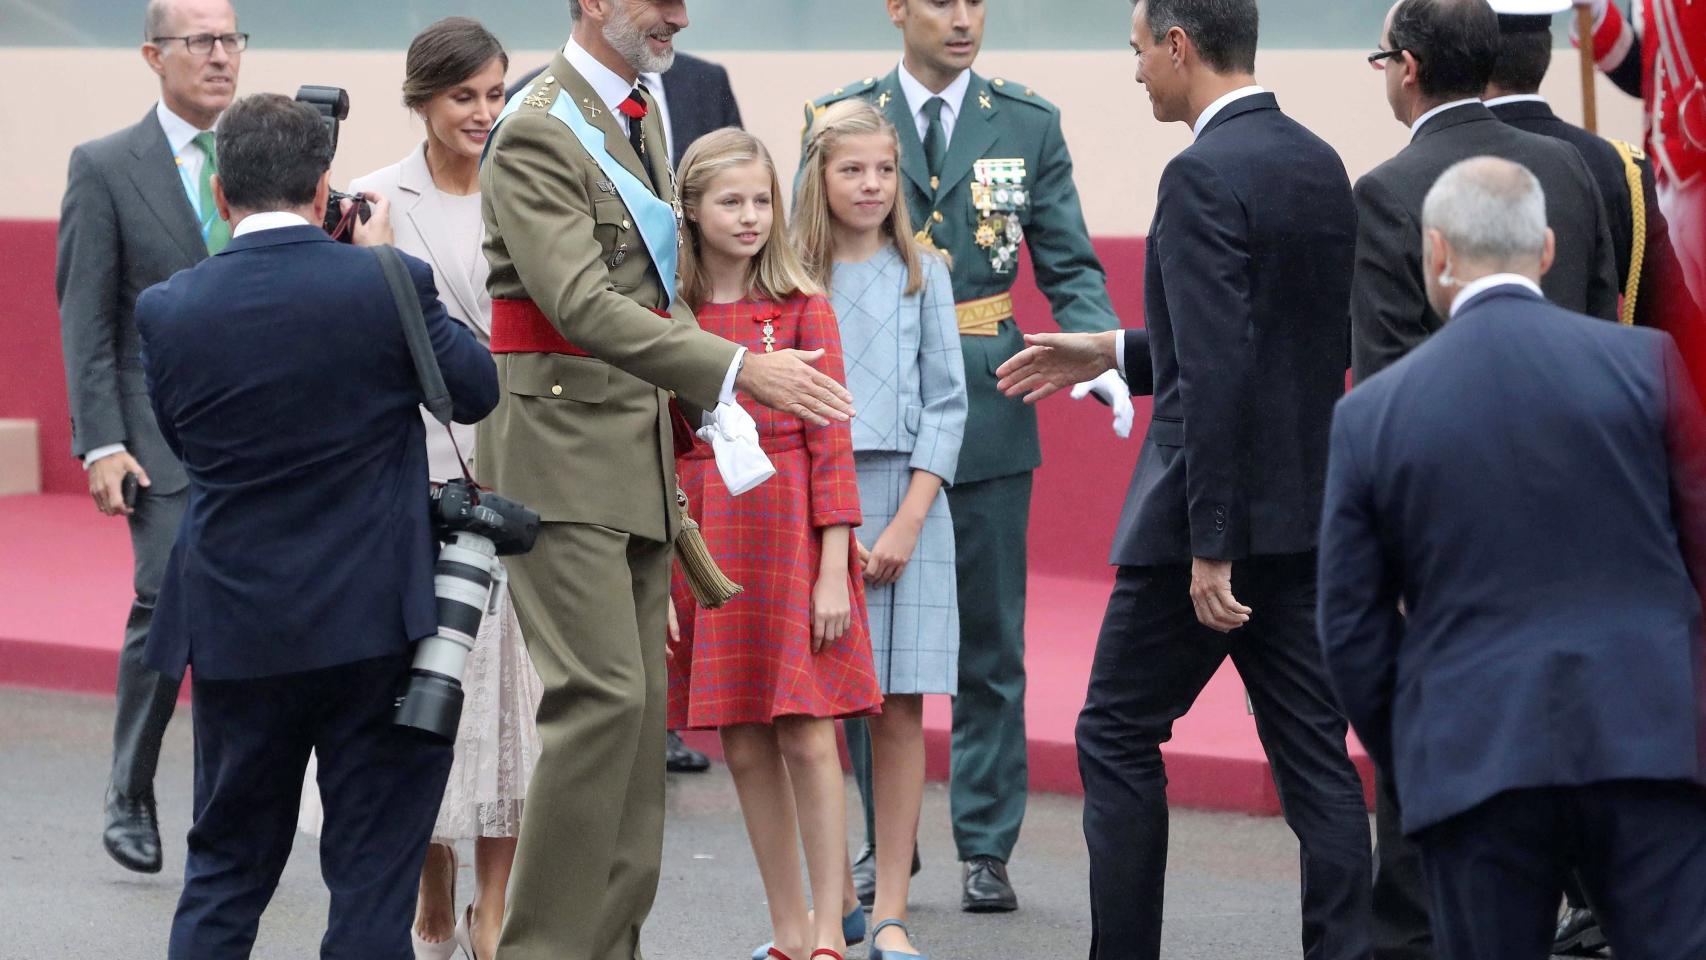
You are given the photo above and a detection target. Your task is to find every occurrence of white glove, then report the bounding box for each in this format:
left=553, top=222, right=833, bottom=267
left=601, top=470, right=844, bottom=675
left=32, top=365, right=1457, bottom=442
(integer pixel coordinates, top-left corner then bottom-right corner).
left=1070, top=369, right=1135, bottom=439
left=696, top=402, right=776, bottom=496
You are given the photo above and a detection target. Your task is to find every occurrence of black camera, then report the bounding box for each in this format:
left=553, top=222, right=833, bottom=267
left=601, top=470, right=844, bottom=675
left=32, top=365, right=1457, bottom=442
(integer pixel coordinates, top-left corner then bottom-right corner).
left=393, top=480, right=540, bottom=743
left=293, top=85, right=370, bottom=243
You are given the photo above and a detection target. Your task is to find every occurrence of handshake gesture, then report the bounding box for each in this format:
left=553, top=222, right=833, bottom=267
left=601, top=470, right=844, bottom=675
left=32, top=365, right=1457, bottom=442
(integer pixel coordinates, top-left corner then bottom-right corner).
left=995, top=330, right=1133, bottom=437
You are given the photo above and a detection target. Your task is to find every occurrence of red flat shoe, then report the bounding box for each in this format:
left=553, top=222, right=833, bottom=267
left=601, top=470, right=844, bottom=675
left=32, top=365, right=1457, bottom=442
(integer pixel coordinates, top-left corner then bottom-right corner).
left=809, top=951, right=844, bottom=960
left=766, top=950, right=796, bottom=960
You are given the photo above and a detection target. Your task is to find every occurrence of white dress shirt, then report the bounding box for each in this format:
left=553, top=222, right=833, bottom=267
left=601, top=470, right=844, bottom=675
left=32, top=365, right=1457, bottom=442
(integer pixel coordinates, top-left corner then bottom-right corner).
left=1192, top=85, right=1267, bottom=138
left=897, top=59, right=972, bottom=144
left=1483, top=93, right=1548, bottom=109
left=1411, top=98, right=1482, bottom=140
left=562, top=39, right=743, bottom=411
left=84, top=103, right=222, bottom=470
left=231, top=211, right=311, bottom=238
left=1449, top=273, right=1544, bottom=318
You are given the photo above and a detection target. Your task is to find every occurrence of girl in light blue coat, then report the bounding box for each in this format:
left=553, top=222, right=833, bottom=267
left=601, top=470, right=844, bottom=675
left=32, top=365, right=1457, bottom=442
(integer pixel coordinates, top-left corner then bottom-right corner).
left=794, top=98, right=968, bottom=960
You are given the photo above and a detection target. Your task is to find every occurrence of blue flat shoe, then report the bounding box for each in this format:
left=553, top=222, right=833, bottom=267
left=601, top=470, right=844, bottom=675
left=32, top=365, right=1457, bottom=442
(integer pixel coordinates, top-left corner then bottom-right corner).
left=750, top=906, right=866, bottom=960
left=869, top=918, right=927, bottom=960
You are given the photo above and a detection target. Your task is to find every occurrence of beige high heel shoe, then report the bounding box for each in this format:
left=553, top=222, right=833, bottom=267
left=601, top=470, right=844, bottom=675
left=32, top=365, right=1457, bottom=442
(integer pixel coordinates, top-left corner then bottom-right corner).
left=410, top=843, right=458, bottom=960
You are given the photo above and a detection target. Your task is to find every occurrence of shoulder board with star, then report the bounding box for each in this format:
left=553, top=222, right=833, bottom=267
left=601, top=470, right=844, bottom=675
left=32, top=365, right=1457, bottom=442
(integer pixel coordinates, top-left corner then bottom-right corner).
left=519, top=72, right=560, bottom=111
left=986, top=78, right=1057, bottom=113
left=803, top=76, right=882, bottom=131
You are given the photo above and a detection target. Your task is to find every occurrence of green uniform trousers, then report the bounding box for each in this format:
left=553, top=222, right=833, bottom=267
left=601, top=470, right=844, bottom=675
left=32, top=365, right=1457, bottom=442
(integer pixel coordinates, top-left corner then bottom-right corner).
left=848, top=471, right=1033, bottom=861
left=497, top=521, right=672, bottom=960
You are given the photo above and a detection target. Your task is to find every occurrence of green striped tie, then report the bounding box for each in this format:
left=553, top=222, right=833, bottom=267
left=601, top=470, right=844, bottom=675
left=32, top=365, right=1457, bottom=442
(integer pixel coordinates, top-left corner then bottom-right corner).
left=191, top=132, right=230, bottom=254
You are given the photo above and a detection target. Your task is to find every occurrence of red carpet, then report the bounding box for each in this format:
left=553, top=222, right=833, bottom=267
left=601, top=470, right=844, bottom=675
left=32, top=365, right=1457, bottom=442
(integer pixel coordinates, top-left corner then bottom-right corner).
left=0, top=223, right=1373, bottom=814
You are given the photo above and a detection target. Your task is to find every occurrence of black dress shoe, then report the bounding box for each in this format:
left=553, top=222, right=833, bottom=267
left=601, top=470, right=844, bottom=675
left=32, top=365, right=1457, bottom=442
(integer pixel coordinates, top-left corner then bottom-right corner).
left=852, top=842, right=924, bottom=907
left=104, top=785, right=162, bottom=874
left=961, top=855, right=1018, bottom=913
left=665, top=731, right=710, bottom=773
left=1554, top=905, right=1609, bottom=956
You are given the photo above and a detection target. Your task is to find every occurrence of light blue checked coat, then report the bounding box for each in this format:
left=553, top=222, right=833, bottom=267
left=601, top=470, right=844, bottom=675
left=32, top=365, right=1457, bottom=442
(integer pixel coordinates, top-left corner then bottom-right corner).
left=833, top=245, right=967, bottom=482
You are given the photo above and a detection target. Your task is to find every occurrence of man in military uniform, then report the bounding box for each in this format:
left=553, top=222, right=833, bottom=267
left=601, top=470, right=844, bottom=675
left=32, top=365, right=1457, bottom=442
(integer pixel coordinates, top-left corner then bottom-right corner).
left=1485, top=0, right=1683, bottom=331
left=804, top=0, right=1126, bottom=914
left=480, top=2, right=854, bottom=957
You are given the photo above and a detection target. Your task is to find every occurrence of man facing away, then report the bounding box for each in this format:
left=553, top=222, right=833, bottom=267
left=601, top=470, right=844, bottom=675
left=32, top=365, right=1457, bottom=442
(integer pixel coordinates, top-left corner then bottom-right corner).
left=56, top=0, right=242, bottom=875
left=137, top=93, right=498, bottom=957
left=1351, top=0, right=1620, bottom=385
left=804, top=0, right=1128, bottom=911
left=1350, top=4, right=1626, bottom=953
left=1318, top=155, right=1706, bottom=960
left=996, top=1, right=1373, bottom=956
left=479, top=2, right=855, bottom=957
left=1483, top=0, right=1681, bottom=331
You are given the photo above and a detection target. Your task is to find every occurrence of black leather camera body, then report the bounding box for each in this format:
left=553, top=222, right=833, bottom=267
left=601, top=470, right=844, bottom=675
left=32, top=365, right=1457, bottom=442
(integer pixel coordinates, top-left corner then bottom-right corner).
left=293, top=85, right=370, bottom=242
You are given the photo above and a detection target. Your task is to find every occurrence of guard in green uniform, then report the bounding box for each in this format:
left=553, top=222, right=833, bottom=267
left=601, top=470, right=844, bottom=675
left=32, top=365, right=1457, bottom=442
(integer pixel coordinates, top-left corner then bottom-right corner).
left=804, top=0, right=1121, bottom=913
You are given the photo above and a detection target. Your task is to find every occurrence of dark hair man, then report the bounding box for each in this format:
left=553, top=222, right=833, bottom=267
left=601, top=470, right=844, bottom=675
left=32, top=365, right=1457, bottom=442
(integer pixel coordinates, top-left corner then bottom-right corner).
left=1320, top=155, right=1706, bottom=960
left=1350, top=3, right=1629, bottom=953
left=1351, top=0, right=1620, bottom=383
left=995, top=1, right=1374, bottom=956
left=135, top=92, right=498, bottom=957
left=1484, top=0, right=1683, bottom=331
left=56, top=0, right=244, bottom=877
left=803, top=0, right=1127, bottom=916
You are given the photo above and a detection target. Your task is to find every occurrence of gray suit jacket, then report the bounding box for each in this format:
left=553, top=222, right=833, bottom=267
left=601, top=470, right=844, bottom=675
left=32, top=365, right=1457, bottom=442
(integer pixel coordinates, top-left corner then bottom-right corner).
left=57, top=107, right=205, bottom=493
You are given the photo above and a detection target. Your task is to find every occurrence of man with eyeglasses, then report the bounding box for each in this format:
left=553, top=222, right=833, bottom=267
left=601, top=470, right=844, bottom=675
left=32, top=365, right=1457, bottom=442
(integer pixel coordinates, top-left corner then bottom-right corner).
left=1351, top=0, right=1619, bottom=385
left=56, top=0, right=243, bottom=876
left=1348, top=2, right=1621, bottom=958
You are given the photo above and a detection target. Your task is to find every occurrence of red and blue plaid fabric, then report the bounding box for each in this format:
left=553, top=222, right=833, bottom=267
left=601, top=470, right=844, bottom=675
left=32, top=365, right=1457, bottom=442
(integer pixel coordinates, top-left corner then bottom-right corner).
left=668, top=295, right=881, bottom=729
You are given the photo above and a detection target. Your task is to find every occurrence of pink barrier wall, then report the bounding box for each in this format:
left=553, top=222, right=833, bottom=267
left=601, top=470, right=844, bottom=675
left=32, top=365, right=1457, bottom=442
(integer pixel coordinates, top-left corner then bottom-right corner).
left=0, top=221, right=1149, bottom=580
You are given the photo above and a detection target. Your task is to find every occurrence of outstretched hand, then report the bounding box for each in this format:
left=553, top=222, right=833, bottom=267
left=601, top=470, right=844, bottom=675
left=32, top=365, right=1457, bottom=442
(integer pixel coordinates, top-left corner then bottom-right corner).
left=995, top=331, right=1119, bottom=404
left=735, top=349, right=855, bottom=426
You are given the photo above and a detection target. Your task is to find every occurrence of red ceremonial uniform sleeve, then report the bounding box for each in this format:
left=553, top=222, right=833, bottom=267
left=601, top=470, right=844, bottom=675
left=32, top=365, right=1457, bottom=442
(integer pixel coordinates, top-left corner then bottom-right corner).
left=794, top=294, right=863, bottom=529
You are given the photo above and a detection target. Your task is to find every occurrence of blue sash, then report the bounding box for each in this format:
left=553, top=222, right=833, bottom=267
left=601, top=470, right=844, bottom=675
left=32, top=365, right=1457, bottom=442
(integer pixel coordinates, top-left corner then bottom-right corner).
left=486, top=85, right=678, bottom=301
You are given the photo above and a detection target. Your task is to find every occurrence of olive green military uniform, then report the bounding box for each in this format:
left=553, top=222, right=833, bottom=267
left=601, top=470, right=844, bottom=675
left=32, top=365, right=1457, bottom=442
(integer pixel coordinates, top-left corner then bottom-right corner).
left=805, top=69, right=1118, bottom=865
left=480, top=52, right=739, bottom=960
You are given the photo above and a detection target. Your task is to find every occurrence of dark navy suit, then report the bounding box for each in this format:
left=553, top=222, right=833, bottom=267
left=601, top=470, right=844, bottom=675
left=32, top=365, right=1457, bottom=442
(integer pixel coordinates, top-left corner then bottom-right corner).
left=1319, top=282, right=1706, bottom=960
left=137, top=222, right=497, bottom=958
left=1076, top=92, right=1372, bottom=960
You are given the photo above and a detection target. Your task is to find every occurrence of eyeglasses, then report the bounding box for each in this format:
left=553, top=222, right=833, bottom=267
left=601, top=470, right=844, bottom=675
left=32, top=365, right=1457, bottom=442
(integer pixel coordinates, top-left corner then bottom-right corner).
left=151, top=32, right=249, bottom=55
left=1367, top=48, right=1404, bottom=71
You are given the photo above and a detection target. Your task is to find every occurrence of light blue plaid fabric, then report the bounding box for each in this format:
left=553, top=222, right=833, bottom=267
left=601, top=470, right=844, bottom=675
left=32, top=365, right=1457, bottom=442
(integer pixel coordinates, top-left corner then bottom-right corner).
left=854, top=451, right=959, bottom=694
left=832, top=246, right=967, bottom=484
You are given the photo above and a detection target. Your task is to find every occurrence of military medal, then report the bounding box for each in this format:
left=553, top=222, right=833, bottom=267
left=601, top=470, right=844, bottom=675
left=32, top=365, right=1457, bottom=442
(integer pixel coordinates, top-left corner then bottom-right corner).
left=971, top=158, right=1028, bottom=274
left=753, top=303, right=781, bottom=353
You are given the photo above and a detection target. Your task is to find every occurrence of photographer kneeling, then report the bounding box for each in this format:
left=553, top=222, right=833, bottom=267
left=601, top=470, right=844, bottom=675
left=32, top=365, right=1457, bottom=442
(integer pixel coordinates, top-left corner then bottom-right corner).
left=135, top=92, right=498, bottom=959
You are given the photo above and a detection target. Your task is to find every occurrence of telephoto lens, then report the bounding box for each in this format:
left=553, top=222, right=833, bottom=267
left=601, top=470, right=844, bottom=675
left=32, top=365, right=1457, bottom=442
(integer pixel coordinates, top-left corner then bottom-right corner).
left=393, top=531, right=500, bottom=742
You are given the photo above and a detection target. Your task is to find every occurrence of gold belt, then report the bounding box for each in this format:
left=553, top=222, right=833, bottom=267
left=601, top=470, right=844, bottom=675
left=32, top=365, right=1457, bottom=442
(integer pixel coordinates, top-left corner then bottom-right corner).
left=956, top=292, right=1013, bottom=336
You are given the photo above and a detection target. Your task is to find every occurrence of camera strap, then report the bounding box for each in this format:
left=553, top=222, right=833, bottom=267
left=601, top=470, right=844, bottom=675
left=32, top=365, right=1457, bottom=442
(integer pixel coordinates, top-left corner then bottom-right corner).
left=374, top=244, right=475, bottom=485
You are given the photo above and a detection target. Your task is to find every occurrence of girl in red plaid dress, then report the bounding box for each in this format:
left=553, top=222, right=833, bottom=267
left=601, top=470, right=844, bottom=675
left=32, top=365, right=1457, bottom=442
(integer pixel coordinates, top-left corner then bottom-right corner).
left=667, top=128, right=881, bottom=960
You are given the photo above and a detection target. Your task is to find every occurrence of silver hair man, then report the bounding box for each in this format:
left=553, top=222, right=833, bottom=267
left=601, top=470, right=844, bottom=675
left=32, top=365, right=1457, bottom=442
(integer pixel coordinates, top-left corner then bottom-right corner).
left=1422, top=155, right=1557, bottom=318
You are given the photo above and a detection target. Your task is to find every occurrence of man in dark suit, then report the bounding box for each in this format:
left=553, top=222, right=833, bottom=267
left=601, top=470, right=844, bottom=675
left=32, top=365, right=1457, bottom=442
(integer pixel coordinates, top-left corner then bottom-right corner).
left=506, top=48, right=741, bottom=777
left=1351, top=0, right=1620, bottom=385
left=55, top=0, right=244, bottom=875
left=1319, top=155, right=1706, bottom=960
left=1351, top=4, right=1625, bottom=953
left=1484, top=0, right=1683, bottom=331
left=508, top=49, right=742, bottom=168
left=137, top=93, right=497, bottom=958
left=996, top=1, right=1372, bottom=956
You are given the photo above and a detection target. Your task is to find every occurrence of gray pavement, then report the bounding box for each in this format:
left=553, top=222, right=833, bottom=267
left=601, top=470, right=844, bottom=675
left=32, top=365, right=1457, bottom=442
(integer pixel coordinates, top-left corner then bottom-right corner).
left=2, top=687, right=1315, bottom=959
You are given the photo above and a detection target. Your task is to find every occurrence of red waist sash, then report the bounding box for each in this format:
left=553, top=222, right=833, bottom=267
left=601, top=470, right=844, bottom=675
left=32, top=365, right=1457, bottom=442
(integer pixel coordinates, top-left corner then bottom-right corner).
left=488, top=297, right=697, bottom=452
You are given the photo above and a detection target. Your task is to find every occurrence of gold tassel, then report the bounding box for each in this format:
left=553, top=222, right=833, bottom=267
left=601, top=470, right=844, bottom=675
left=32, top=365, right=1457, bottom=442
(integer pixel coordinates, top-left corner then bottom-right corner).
left=673, top=488, right=742, bottom=608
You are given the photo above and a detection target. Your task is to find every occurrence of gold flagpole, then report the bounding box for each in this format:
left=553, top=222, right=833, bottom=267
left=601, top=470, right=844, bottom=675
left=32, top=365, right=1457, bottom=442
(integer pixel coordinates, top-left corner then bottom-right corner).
left=1577, top=4, right=1600, bottom=134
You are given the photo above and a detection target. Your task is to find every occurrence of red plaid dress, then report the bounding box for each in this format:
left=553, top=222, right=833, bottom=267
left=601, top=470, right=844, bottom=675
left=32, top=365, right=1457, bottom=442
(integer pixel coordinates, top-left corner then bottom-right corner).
left=668, top=294, right=882, bottom=729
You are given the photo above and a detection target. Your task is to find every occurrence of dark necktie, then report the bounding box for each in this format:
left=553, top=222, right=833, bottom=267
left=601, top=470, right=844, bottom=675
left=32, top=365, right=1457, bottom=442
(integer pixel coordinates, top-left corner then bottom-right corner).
left=619, top=85, right=652, bottom=177
left=921, top=96, right=948, bottom=180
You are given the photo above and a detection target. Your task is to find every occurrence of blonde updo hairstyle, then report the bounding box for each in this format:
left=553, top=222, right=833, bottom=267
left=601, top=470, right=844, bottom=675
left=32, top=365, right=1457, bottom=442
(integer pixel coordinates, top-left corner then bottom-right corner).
left=675, top=127, right=821, bottom=310
left=793, top=98, right=936, bottom=297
